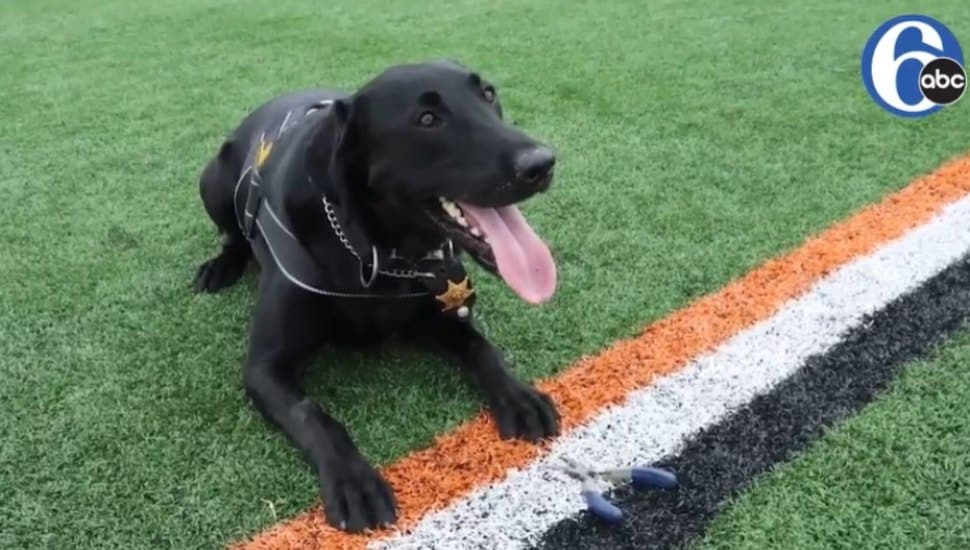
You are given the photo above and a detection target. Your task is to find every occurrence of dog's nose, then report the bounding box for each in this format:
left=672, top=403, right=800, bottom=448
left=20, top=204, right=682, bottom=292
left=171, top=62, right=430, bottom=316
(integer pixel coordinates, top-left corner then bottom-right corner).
left=514, top=146, right=556, bottom=187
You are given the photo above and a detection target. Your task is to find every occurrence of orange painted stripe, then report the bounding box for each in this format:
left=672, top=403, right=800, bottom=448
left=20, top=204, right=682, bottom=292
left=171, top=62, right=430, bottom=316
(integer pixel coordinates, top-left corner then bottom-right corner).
left=233, top=155, right=970, bottom=550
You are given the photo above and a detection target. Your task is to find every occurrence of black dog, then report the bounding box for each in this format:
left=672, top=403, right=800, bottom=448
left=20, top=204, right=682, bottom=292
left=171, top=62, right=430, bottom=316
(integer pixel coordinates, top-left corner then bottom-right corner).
left=194, top=60, right=560, bottom=532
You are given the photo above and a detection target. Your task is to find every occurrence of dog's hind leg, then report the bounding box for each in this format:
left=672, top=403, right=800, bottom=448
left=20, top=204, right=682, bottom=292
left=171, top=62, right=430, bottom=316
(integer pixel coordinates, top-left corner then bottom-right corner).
left=194, top=140, right=252, bottom=293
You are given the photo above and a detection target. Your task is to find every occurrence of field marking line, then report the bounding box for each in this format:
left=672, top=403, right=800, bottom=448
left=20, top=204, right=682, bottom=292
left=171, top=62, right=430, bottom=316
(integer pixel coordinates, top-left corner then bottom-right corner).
left=233, top=155, right=970, bottom=550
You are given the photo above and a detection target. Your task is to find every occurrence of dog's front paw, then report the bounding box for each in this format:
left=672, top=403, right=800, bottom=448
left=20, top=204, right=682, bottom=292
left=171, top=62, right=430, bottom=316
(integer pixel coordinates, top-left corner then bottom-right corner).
left=318, top=455, right=398, bottom=532
left=490, top=380, right=561, bottom=442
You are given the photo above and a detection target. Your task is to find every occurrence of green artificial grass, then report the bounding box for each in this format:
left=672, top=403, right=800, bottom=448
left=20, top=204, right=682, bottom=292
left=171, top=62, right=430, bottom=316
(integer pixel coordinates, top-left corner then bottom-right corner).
left=698, top=327, right=970, bottom=550
left=1, top=0, right=969, bottom=548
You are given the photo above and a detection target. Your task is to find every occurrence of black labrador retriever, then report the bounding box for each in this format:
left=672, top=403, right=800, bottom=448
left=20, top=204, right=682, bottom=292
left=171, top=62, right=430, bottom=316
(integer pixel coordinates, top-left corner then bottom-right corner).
left=194, top=60, right=560, bottom=532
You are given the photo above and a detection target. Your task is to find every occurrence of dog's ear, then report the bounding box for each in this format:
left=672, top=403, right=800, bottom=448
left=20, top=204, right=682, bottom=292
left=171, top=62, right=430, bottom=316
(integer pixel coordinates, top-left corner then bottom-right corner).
left=331, top=96, right=369, bottom=189
left=304, top=95, right=376, bottom=254
left=306, top=96, right=369, bottom=189
left=330, top=97, right=353, bottom=131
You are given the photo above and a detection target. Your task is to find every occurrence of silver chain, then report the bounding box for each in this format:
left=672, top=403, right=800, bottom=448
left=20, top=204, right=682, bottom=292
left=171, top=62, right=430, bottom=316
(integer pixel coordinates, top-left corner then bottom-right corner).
left=321, top=194, right=435, bottom=280
left=322, top=193, right=362, bottom=261
left=379, top=267, right=434, bottom=279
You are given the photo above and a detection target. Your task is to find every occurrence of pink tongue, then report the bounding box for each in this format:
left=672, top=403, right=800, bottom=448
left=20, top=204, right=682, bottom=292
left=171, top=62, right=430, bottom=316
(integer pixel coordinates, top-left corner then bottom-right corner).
left=457, top=202, right=557, bottom=304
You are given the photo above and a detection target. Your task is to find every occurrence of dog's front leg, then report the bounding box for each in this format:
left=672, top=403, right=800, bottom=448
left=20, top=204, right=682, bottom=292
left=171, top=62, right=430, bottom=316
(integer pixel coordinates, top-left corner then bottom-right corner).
left=417, top=317, right=560, bottom=441
left=244, top=280, right=396, bottom=532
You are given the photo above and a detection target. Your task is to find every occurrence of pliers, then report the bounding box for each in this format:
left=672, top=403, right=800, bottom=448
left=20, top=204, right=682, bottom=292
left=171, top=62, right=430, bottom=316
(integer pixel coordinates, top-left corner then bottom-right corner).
left=554, top=457, right=678, bottom=523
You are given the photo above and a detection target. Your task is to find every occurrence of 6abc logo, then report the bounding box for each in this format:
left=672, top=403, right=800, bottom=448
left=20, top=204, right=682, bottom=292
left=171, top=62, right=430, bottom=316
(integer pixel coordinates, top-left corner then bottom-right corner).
left=861, top=14, right=965, bottom=118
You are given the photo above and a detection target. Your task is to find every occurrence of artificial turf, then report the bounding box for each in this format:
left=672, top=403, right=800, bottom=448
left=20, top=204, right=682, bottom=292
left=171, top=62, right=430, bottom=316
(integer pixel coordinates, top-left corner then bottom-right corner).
left=538, top=252, right=970, bottom=550
left=1, top=0, right=968, bottom=548
left=698, top=326, right=970, bottom=550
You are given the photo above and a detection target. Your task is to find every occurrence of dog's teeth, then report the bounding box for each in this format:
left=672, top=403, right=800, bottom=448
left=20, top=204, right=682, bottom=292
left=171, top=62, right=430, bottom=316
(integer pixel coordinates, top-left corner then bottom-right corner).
left=470, top=226, right=482, bottom=237
left=438, top=197, right=469, bottom=227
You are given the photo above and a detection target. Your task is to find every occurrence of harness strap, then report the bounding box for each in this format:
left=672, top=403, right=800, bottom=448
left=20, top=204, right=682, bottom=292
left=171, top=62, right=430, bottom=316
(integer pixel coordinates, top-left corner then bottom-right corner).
left=229, top=97, right=474, bottom=319
left=241, top=169, right=429, bottom=299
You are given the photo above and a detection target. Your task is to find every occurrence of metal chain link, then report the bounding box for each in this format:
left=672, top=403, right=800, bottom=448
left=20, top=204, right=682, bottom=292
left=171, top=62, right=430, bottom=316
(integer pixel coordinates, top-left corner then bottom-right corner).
left=321, top=194, right=435, bottom=280
left=321, top=194, right=361, bottom=261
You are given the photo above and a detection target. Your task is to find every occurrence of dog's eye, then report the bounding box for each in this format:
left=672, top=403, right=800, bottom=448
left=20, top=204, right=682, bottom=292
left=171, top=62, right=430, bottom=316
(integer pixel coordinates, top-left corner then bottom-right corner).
left=418, top=111, right=439, bottom=127
left=483, top=87, right=496, bottom=103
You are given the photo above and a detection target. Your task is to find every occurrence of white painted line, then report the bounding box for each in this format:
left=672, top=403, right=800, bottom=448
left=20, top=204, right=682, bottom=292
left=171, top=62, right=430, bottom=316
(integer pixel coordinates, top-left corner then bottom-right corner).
left=374, top=194, right=970, bottom=550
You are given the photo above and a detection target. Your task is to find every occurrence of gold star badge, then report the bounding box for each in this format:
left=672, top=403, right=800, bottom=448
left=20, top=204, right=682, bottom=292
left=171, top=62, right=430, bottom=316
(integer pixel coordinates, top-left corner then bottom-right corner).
left=255, top=137, right=273, bottom=168
left=435, top=277, right=475, bottom=312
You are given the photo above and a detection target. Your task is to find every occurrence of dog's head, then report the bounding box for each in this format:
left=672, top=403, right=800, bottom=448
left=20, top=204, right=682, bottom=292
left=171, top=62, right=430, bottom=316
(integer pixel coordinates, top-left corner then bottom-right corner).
left=316, top=60, right=557, bottom=304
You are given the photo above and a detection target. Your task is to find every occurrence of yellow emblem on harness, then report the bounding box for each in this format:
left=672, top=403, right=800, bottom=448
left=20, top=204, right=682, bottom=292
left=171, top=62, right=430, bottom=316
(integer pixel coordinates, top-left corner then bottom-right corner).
left=256, top=137, right=273, bottom=169
left=435, top=277, right=475, bottom=312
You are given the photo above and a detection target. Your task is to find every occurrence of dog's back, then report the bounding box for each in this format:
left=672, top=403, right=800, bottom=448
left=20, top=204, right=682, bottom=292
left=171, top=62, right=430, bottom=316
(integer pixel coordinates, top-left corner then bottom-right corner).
left=196, top=89, right=345, bottom=270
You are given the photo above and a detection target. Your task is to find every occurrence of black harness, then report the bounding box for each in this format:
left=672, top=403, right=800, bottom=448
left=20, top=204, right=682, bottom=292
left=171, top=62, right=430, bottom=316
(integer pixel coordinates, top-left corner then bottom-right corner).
left=233, top=99, right=476, bottom=320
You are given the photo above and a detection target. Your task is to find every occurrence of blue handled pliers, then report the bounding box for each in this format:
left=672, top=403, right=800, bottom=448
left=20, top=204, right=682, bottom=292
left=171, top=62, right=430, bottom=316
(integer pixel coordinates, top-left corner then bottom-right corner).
left=554, top=457, right=678, bottom=523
